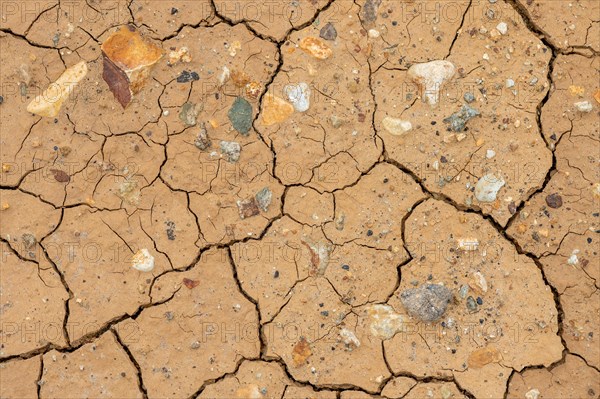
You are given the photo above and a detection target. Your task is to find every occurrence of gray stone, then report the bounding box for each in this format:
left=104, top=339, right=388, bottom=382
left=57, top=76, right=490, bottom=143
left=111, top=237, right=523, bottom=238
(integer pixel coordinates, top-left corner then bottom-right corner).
left=400, top=284, right=453, bottom=322
left=443, top=104, right=480, bottom=132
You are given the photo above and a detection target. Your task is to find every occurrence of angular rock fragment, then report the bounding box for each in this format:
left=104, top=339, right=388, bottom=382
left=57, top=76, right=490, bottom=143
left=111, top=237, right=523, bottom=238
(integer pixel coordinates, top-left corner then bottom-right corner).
left=382, top=116, right=412, bottom=136
left=319, top=22, right=337, bottom=41
left=366, top=304, right=405, bottom=339
left=237, top=198, right=260, bottom=219
left=255, top=187, right=272, bottom=212
left=194, top=123, right=211, bottom=150
left=443, top=104, right=480, bottom=132
left=26, top=61, right=88, bottom=117
left=408, top=60, right=456, bottom=106
left=101, top=26, right=163, bottom=108
left=474, top=173, right=505, bottom=202
left=284, top=82, right=311, bottom=112
left=400, top=284, right=453, bottom=322
left=179, top=102, right=201, bottom=126
left=220, top=140, right=241, bottom=162
left=228, top=96, right=253, bottom=135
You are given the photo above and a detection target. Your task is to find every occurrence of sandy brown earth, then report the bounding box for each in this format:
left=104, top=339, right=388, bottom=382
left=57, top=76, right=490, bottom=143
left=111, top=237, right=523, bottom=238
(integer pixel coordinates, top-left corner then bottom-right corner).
left=0, top=0, right=599, bottom=398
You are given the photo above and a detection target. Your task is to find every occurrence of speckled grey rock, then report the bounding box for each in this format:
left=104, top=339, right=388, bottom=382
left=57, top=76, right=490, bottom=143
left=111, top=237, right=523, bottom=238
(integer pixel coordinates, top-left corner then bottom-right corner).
left=400, top=284, right=453, bottom=322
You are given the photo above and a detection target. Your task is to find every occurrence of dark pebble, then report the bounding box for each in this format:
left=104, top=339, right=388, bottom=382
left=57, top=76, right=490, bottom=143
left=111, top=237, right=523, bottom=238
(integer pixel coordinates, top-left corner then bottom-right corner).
left=320, top=311, right=329, bottom=317
left=171, top=7, right=178, bottom=14
left=476, top=297, right=483, bottom=305
left=508, top=201, right=516, bottom=214
left=342, top=264, right=350, bottom=270
left=177, top=70, right=200, bottom=83
left=0, top=95, right=4, bottom=104
left=545, top=193, right=563, bottom=209
left=273, top=270, right=279, bottom=278
left=319, top=22, right=337, bottom=41
left=366, top=229, right=373, bottom=236
left=587, top=237, right=592, bottom=244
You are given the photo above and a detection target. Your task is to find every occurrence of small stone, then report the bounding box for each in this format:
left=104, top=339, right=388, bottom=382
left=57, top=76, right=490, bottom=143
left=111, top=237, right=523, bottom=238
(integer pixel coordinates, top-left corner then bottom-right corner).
left=574, top=101, right=593, bottom=113
left=22, top=233, right=37, bottom=250
left=594, top=89, right=600, bottom=104
left=177, top=70, right=199, bottom=83
left=167, top=47, right=191, bottom=65
left=496, top=22, right=508, bottom=35
left=101, top=26, right=163, bottom=108
left=400, top=284, right=453, bottom=322
left=220, top=140, right=241, bottom=163
left=255, top=187, right=272, bottom=212
left=368, top=29, right=380, bottom=38
left=284, top=82, right=311, bottom=112
left=237, top=198, right=260, bottom=219
left=458, top=285, right=469, bottom=299
left=50, top=169, right=70, bottom=183
left=444, top=104, right=480, bottom=132
left=0, top=95, right=4, bottom=104
left=245, top=81, right=261, bottom=100
left=466, top=296, right=478, bottom=312
left=463, top=92, right=475, bottom=103
left=292, top=337, right=312, bottom=367
left=182, top=278, right=199, bottom=289
left=486, top=149, right=496, bottom=159
left=339, top=328, right=361, bottom=348
left=330, top=115, right=345, bottom=128
left=131, top=248, right=155, bottom=272
left=366, top=304, right=405, bottom=339
left=382, top=117, right=412, bottom=136
left=530, top=77, right=538, bottom=86
left=408, top=60, right=456, bottom=106
left=261, top=94, right=294, bottom=126
left=474, top=173, right=505, bottom=202
left=195, top=123, right=211, bottom=150
left=179, top=102, right=201, bottom=126
left=27, top=61, right=88, bottom=117
left=319, top=22, right=337, bottom=41
left=457, top=238, right=479, bottom=251
left=545, top=193, right=563, bottom=208
left=165, top=220, right=176, bottom=240
left=299, top=36, right=333, bottom=59
left=228, top=97, right=253, bottom=135
left=506, top=78, right=515, bottom=88
left=525, top=389, right=540, bottom=399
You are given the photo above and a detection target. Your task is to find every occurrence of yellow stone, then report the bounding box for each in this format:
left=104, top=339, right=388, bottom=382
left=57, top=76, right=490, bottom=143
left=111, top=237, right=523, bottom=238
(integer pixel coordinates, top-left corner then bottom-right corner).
left=261, top=94, right=294, bottom=126
left=299, top=36, right=333, bottom=60
left=26, top=61, right=88, bottom=117
left=568, top=85, right=585, bottom=97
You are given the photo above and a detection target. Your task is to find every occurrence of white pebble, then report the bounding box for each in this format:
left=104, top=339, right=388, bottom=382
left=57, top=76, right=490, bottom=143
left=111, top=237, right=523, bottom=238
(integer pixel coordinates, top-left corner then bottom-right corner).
left=574, top=101, right=593, bottom=113
left=506, top=78, right=515, bottom=88
left=496, top=22, right=508, bottom=35
left=486, top=149, right=496, bottom=159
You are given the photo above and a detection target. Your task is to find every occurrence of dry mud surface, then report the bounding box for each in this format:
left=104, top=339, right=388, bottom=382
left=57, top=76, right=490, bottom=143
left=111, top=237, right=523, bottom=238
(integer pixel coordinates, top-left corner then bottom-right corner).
left=0, top=0, right=599, bottom=398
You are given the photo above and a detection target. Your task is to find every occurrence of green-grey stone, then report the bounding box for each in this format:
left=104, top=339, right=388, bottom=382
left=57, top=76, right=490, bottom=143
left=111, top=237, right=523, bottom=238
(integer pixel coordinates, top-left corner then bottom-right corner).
left=228, top=97, right=253, bottom=135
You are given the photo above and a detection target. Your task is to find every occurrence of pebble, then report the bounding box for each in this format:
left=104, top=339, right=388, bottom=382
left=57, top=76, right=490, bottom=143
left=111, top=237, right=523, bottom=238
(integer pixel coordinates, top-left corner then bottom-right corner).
left=27, top=61, right=87, bottom=117
left=330, top=115, right=345, bottom=128
left=101, top=27, right=163, bottom=108
left=457, top=238, right=479, bottom=251
left=179, top=102, right=201, bottom=126
left=177, top=70, right=200, bottom=83
left=545, top=193, right=563, bottom=208
left=319, top=22, right=337, bottom=41
left=131, top=249, right=155, bottom=272
left=194, top=123, right=211, bottom=150
left=255, top=187, right=272, bottom=212
left=466, top=296, right=478, bottom=312
left=574, top=101, right=593, bottom=113
left=368, top=29, right=380, bottom=38
left=261, top=94, right=294, bottom=126
left=228, top=97, right=253, bottom=135
left=339, top=328, right=361, bottom=348
left=463, top=92, right=475, bottom=103
left=382, top=116, right=412, bottom=136
left=219, top=141, right=241, bottom=163
left=408, top=60, right=456, bottom=106
left=486, top=149, right=496, bottom=159
left=496, top=22, right=508, bottom=35
left=366, top=305, right=405, bottom=339
left=299, top=36, right=332, bottom=60
left=284, top=82, right=311, bottom=112
left=167, top=47, right=191, bottom=65
left=443, top=104, right=480, bottom=132
left=475, top=173, right=505, bottom=202
left=237, top=198, right=260, bottom=219
left=506, top=78, right=515, bottom=88
left=525, top=389, right=540, bottom=399
left=400, top=284, right=453, bottom=322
